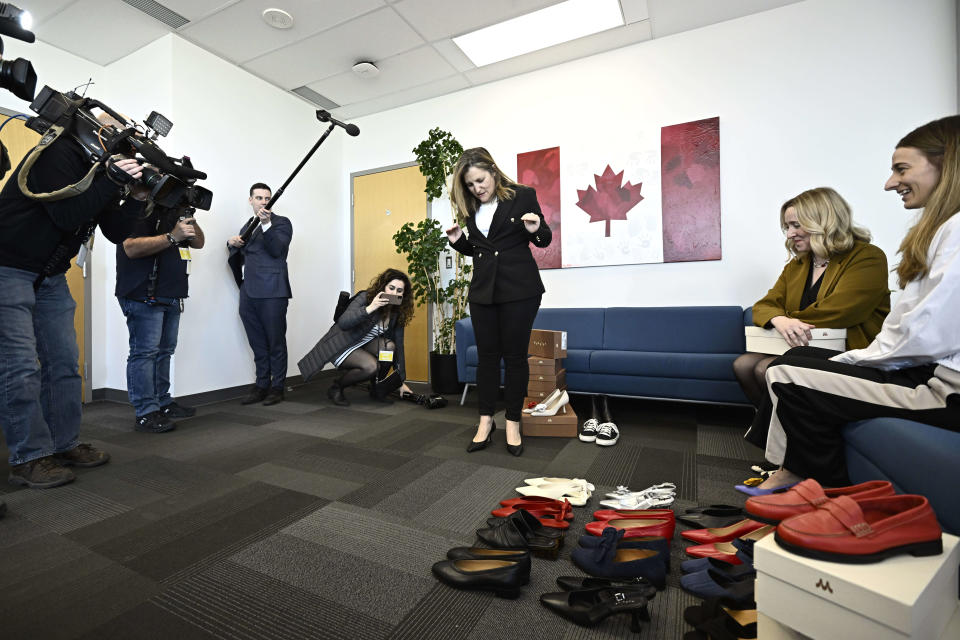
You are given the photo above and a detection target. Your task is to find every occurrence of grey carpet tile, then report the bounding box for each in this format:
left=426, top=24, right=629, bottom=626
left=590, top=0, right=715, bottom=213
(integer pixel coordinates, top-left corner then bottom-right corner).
left=260, top=414, right=363, bottom=439
left=373, top=458, right=482, bottom=520
left=298, top=436, right=414, bottom=471
left=0, top=532, right=96, bottom=587
left=414, top=465, right=528, bottom=536
left=696, top=460, right=753, bottom=510
left=154, top=560, right=393, bottom=640
left=541, top=439, right=604, bottom=478
left=107, top=454, right=227, bottom=496
left=193, top=409, right=277, bottom=427
left=1, top=557, right=161, bottom=639
left=697, top=423, right=756, bottom=460
left=337, top=457, right=441, bottom=509
left=357, top=416, right=464, bottom=453
left=94, top=422, right=269, bottom=462
left=0, top=509, right=52, bottom=547
left=272, top=450, right=395, bottom=484
left=388, top=582, right=493, bottom=640
left=3, top=484, right=132, bottom=534
left=238, top=398, right=335, bottom=416
left=281, top=502, right=463, bottom=576
left=183, top=431, right=325, bottom=476
left=237, top=462, right=363, bottom=499
left=232, top=532, right=437, bottom=626
left=77, top=602, right=221, bottom=640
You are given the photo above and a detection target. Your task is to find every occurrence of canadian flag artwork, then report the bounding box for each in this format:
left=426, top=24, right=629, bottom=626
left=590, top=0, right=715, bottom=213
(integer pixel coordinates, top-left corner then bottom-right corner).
left=516, top=116, right=721, bottom=269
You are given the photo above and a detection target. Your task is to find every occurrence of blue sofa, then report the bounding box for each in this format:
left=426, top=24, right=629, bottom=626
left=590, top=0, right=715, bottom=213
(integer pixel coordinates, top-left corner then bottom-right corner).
left=454, top=306, right=960, bottom=535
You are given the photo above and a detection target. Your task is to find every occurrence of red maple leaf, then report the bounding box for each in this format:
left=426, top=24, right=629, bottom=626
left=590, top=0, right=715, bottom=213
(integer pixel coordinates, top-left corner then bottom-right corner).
left=575, top=165, right=644, bottom=237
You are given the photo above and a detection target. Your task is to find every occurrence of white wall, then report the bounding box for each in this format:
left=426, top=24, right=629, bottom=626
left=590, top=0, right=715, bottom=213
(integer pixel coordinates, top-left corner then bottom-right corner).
left=344, top=0, right=958, bottom=312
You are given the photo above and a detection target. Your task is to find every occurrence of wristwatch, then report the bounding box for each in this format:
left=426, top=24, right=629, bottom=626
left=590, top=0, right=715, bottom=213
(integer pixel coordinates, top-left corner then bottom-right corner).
left=165, top=232, right=177, bottom=245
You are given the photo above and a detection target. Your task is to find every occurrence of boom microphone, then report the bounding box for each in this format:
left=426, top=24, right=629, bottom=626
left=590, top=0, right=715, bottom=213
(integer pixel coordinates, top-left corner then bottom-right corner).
left=316, top=109, right=359, bottom=137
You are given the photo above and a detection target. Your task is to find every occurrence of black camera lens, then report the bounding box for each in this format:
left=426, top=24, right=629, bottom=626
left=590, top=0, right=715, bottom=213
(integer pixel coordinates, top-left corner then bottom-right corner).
left=0, top=56, right=36, bottom=101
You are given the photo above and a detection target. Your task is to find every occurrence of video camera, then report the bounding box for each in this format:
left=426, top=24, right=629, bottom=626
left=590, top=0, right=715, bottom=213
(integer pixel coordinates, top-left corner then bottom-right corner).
left=0, top=3, right=37, bottom=178
left=25, top=86, right=212, bottom=212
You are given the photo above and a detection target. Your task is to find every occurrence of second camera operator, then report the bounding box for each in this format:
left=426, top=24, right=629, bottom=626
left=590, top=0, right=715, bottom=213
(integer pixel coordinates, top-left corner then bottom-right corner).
left=107, top=197, right=205, bottom=433
left=0, top=120, right=144, bottom=489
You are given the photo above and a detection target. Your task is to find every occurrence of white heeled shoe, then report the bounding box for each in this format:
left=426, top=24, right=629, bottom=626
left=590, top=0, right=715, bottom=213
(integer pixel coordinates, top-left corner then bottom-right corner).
left=523, top=388, right=562, bottom=414
left=515, top=483, right=590, bottom=506
left=605, top=483, right=676, bottom=499
left=523, top=476, right=594, bottom=490
left=530, top=390, right=569, bottom=417
left=599, top=494, right=676, bottom=509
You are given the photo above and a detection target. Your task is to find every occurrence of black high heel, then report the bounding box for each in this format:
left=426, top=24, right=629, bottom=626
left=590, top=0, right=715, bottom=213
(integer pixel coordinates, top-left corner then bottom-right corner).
left=540, top=586, right=650, bottom=632
left=327, top=383, right=349, bottom=407
left=466, top=420, right=496, bottom=452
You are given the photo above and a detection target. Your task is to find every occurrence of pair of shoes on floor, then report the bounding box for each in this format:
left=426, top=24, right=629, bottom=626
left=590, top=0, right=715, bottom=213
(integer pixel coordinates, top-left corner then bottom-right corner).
left=585, top=514, right=675, bottom=541
left=572, top=526, right=668, bottom=590
left=579, top=394, right=619, bottom=445
left=526, top=389, right=570, bottom=417
left=681, top=519, right=769, bottom=545
left=492, top=497, right=573, bottom=525
left=684, top=526, right=774, bottom=563
left=680, top=565, right=756, bottom=605
left=161, top=401, right=196, bottom=418
left=9, top=455, right=84, bottom=489
left=432, top=547, right=530, bottom=599
left=683, top=599, right=758, bottom=640
left=747, top=478, right=944, bottom=563
left=476, top=509, right=563, bottom=559
left=327, top=383, right=350, bottom=407
left=241, top=386, right=285, bottom=406
left=599, top=483, right=675, bottom=509
left=241, top=385, right=268, bottom=405
left=541, top=576, right=653, bottom=632
left=515, top=478, right=593, bottom=506
left=135, top=411, right=176, bottom=433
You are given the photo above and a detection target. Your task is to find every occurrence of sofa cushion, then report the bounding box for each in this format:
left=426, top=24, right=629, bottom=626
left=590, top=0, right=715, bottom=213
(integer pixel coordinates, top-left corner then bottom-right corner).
left=533, top=308, right=605, bottom=350
left=590, top=350, right=739, bottom=381
left=603, top=307, right=745, bottom=353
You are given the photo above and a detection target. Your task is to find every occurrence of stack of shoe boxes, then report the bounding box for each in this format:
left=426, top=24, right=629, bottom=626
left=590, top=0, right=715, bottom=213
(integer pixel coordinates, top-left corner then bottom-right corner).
left=522, top=329, right=577, bottom=437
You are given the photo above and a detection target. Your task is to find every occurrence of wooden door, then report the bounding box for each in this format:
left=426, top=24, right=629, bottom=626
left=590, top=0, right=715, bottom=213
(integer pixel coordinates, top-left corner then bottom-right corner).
left=0, top=114, right=88, bottom=401
left=352, top=165, right=429, bottom=381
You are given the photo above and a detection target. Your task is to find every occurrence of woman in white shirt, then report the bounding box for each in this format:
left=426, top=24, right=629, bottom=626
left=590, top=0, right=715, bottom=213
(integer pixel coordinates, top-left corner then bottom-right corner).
left=750, top=115, right=960, bottom=490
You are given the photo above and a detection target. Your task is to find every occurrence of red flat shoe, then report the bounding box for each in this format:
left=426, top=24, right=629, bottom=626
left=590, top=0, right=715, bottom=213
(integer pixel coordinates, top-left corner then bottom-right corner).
left=683, top=541, right=744, bottom=564
left=585, top=518, right=675, bottom=539
left=499, top=496, right=569, bottom=509
left=680, top=518, right=766, bottom=544
left=493, top=500, right=573, bottom=521
left=593, top=509, right=675, bottom=522
left=745, top=479, right=894, bottom=524
left=775, top=495, right=942, bottom=563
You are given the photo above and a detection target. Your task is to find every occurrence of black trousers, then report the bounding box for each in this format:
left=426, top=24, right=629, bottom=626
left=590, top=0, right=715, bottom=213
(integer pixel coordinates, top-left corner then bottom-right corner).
left=748, top=346, right=960, bottom=486
left=239, top=288, right=289, bottom=390
left=470, top=295, right=541, bottom=422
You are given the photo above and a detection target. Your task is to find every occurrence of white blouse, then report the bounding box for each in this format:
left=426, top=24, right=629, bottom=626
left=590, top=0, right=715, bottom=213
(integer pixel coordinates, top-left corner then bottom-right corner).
left=832, top=212, right=960, bottom=372
left=474, top=198, right=498, bottom=236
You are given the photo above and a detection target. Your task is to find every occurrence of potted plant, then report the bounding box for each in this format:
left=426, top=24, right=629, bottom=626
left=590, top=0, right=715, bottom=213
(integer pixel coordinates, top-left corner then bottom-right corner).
left=394, top=128, right=469, bottom=394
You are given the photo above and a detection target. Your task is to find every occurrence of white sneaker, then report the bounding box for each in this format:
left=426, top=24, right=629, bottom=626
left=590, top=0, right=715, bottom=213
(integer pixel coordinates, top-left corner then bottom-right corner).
left=579, top=418, right=600, bottom=442
left=595, top=422, right=619, bottom=446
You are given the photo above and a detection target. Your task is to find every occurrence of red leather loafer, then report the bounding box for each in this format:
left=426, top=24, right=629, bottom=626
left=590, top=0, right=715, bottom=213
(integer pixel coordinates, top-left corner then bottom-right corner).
left=681, top=519, right=767, bottom=544
left=775, top=494, right=942, bottom=563
left=593, top=509, right=675, bottom=522
left=745, top=479, right=894, bottom=524
left=585, top=517, right=675, bottom=539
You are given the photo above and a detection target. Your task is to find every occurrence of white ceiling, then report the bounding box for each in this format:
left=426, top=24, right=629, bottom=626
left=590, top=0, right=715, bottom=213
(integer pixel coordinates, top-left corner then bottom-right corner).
left=25, top=0, right=803, bottom=119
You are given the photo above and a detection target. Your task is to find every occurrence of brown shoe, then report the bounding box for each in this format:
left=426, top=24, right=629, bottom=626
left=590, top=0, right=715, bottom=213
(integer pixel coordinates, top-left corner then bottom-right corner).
left=9, top=456, right=76, bottom=489
left=53, top=443, right=111, bottom=468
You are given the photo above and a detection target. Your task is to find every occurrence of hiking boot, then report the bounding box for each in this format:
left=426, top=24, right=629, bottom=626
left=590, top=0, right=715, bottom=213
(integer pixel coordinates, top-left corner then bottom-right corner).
left=262, top=388, right=285, bottom=406
left=161, top=401, right=196, bottom=419
left=9, top=456, right=76, bottom=489
left=135, top=411, right=176, bottom=433
left=53, top=443, right=110, bottom=468
left=241, top=385, right=269, bottom=405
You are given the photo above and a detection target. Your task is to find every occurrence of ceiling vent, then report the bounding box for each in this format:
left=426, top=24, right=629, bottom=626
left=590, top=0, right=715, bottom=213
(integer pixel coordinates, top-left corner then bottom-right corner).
left=122, top=0, right=189, bottom=29
left=291, top=86, right=340, bottom=110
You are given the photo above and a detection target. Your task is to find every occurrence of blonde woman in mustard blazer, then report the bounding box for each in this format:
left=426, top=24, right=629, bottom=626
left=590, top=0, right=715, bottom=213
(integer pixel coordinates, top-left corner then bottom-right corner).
left=735, top=187, right=890, bottom=408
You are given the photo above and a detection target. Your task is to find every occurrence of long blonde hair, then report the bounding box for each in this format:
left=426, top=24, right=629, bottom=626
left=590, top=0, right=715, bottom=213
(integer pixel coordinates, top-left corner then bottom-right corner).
left=780, top=187, right=871, bottom=260
left=894, top=116, right=960, bottom=287
left=450, top=147, right=520, bottom=223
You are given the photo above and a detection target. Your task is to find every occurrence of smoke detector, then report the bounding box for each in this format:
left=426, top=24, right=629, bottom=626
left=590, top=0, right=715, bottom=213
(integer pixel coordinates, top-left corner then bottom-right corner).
left=262, top=8, right=294, bottom=29
left=352, top=61, right=380, bottom=78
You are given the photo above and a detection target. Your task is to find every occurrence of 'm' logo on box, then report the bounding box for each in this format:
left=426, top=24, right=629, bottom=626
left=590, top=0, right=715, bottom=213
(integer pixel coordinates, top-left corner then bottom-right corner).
left=815, top=578, right=833, bottom=593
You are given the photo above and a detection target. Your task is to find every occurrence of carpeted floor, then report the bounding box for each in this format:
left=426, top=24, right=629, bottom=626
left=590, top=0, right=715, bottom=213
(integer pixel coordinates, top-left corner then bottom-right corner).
left=0, top=380, right=762, bottom=639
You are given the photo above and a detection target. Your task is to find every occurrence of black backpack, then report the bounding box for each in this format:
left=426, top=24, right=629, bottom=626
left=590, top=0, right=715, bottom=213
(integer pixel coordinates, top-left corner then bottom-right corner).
left=333, top=290, right=363, bottom=322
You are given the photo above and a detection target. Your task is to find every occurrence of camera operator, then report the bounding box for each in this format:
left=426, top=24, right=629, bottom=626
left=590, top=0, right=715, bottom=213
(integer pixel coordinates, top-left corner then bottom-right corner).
left=107, top=195, right=205, bottom=433
left=0, top=124, right=144, bottom=489
left=228, top=183, right=293, bottom=406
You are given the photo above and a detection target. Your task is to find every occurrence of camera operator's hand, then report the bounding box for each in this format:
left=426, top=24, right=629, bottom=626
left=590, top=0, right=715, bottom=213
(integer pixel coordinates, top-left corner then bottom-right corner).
left=106, top=157, right=143, bottom=184
left=365, top=292, right=391, bottom=315
left=170, top=218, right=197, bottom=243
left=445, top=224, right=463, bottom=244
left=228, top=235, right=245, bottom=248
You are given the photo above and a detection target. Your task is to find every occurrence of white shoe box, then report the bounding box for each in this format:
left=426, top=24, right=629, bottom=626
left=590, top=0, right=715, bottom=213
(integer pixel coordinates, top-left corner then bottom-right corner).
left=754, top=532, right=959, bottom=639
left=744, top=326, right=847, bottom=355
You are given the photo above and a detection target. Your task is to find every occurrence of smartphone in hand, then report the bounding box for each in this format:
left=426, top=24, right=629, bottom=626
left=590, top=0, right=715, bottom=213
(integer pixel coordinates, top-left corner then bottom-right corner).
left=382, top=293, right=403, bottom=305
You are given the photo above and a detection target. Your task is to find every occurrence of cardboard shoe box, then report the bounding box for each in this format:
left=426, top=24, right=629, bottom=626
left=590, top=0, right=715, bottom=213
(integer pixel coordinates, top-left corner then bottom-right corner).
left=529, top=356, right=563, bottom=376
left=529, top=329, right=567, bottom=359
left=527, top=370, right=565, bottom=393
left=754, top=531, right=959, bottom=640
left=745, top=326, right=847, bottom=356
left=522, top=403, right=577, bottom=437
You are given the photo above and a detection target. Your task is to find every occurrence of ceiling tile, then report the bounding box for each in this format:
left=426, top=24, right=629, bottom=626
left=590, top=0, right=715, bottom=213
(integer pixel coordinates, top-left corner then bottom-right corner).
left=431, top=39, right=475, bottom=73
left=392, top=0, right=562, bottom=41
left=151, top=0, right=241, bottom=23
left=620, top=0, right=650, bottom=25
left=180, top=0, right=385, bottom=63
left=647, top=0, right=802, bottom=38
left=465, top=20, right=652, bottom=85
left=34, top=0, right=170, bottom=65
left=242, top=7, right=424, bottom=90
left=333, top=74, right=470, bottom=120
left=23, top=0, right=81, bottom=26
left=308, top=45, right=456, bottom=105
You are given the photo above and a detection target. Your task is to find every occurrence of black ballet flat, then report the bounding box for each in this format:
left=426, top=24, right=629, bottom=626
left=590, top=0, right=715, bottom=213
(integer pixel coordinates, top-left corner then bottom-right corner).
left=466, top=421, right=496, bottom=452
left=540, top=586, right=651, bottom=632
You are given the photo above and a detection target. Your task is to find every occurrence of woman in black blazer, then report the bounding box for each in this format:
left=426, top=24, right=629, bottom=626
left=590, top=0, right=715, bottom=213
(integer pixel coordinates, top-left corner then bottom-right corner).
left=446, top=147, right=552, bottom=456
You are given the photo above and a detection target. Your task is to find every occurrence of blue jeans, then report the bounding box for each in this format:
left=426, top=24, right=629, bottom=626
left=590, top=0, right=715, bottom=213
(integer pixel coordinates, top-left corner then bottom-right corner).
left=0, top=266, right=82, bottom=465
left=118, top=297, right=181, bottom=417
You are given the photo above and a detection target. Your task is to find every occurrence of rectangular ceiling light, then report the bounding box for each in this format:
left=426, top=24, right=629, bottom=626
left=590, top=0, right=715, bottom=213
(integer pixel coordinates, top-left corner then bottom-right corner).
left=453, top=0, right=624, bottom=67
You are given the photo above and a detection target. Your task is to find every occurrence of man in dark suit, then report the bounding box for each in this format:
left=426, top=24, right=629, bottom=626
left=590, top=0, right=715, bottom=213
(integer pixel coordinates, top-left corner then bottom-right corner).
left=228, top=183, right=293, bottom=405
